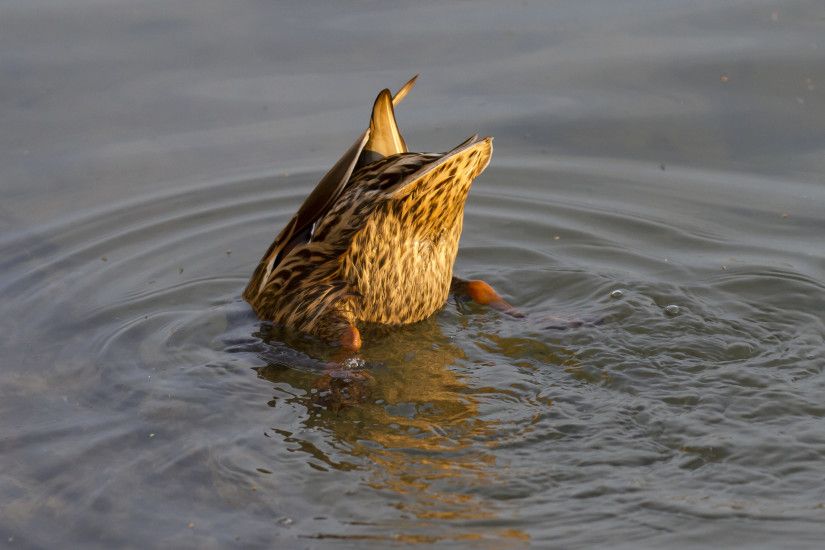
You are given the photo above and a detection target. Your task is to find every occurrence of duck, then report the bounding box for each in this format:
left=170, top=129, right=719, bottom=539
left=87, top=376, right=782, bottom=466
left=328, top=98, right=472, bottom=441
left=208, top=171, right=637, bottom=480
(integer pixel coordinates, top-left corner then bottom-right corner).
left=244, top=76, right=518, bottom=351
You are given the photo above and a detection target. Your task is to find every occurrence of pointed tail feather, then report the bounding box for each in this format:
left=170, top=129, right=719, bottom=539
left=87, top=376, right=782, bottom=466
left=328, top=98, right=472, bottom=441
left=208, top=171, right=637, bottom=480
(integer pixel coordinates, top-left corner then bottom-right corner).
left=392, top=75, right=418, bottom=106
left=364, top=89, right=407, bottom=161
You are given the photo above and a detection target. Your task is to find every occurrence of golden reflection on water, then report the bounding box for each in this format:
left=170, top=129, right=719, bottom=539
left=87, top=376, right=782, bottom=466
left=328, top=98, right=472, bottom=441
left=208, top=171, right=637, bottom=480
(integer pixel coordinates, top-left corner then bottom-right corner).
left=255, top=318, right=535, bottom=544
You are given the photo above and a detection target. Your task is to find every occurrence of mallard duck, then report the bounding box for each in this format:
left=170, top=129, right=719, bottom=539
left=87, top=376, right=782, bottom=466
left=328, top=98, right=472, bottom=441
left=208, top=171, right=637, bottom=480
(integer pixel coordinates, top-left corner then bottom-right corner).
left=244, top=76, right=517, bottom=350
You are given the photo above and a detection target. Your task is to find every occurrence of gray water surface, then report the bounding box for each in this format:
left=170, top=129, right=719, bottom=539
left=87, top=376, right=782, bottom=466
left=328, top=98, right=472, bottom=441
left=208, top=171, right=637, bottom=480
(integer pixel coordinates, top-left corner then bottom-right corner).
left=2, top=1, right=825, bottom=548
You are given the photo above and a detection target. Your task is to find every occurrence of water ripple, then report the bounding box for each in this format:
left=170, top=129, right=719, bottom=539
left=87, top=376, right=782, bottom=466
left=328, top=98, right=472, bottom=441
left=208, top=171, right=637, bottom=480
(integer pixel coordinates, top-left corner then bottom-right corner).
left=2, top=158, right=825, bottom=546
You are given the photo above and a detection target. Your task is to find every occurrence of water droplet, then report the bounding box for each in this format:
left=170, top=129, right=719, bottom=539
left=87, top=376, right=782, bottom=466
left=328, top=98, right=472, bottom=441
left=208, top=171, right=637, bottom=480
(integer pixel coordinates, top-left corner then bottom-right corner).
left=610, top=289, right=624, bottom=299
left=664, top=304, right=680, bottom=316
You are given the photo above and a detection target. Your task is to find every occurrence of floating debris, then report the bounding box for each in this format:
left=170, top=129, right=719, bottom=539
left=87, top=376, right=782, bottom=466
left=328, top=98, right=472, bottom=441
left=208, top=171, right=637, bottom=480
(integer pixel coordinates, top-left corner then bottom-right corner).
left=610, top=289, right=624, bottom=299
left=720, top=73, right=729, bottom=83
left=664, top=304, right=681, bottom=316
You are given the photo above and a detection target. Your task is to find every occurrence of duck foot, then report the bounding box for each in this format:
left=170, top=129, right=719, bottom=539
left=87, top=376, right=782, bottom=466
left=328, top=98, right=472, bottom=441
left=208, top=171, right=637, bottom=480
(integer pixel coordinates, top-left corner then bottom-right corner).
left=451, top=276, right=524, bottom=318
left=339, top=324, right=362, bottom=352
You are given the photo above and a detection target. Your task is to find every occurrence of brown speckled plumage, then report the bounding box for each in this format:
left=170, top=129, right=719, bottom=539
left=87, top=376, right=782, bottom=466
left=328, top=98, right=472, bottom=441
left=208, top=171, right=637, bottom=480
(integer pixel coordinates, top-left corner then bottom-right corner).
left=244, top=77, right=492, bottom=343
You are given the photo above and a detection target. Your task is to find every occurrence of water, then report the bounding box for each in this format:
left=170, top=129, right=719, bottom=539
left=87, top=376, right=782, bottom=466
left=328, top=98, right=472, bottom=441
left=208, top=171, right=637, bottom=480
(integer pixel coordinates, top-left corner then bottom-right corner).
left=2, top=1, right=825, bottom=547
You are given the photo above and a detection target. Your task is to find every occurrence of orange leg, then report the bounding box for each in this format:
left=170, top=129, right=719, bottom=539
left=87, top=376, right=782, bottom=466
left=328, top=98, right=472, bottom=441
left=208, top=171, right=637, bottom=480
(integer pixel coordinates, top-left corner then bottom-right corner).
left=313, top=323, right=371, bottom=407
left=339, top=324, right=362, bottom=352
left=452, top=277, right=607, bottom=329
left=324, top=322, right=362, bottom=364
left=451, top=277, right=524, bottom=318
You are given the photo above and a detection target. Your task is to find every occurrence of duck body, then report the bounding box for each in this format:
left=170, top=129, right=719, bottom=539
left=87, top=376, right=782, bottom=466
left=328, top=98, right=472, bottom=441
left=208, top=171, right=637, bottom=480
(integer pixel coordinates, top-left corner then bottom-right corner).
left=244, top=77, right=493, bottom=345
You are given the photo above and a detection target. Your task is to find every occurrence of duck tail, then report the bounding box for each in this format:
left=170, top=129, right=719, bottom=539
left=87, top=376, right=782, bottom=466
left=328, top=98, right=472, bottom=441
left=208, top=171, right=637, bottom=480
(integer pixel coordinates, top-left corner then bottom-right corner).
left=391, top=74, right=418, bottom=107
left=359, top=75, right=418, bottom=167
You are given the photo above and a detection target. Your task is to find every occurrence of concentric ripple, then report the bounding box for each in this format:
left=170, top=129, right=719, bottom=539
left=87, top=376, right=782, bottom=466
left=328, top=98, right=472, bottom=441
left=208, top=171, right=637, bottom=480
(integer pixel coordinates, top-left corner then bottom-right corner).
left=2, top=156, right=825, bottom=547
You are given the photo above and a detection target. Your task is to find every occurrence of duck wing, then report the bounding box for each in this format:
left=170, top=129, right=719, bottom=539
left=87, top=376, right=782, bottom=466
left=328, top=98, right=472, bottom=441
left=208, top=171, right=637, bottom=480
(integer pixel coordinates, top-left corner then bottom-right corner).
left=245, top=77, right=417, bottom=297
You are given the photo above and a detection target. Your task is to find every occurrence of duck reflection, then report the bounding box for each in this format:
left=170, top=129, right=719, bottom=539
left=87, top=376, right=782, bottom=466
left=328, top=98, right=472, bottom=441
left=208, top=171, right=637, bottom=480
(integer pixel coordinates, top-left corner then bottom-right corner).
left=254, top=316, right=505, bottom=525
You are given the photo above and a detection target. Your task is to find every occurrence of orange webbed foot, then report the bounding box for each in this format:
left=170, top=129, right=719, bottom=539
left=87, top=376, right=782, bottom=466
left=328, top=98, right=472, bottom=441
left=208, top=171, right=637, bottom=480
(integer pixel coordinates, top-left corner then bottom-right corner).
left=451, top=276, right=608, bottom=329
left=452, top=277, right=524, bottom=318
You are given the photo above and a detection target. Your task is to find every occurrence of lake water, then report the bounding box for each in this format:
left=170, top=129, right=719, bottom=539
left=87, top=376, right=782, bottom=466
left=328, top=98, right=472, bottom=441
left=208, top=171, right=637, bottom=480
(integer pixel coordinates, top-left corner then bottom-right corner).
left=2, top=0, right=825, bottom=548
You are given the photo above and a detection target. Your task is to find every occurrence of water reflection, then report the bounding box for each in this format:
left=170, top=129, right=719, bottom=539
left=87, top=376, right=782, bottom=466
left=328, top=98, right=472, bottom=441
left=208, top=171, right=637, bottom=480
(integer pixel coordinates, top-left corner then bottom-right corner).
left=254, top=317, right=531, bottom=541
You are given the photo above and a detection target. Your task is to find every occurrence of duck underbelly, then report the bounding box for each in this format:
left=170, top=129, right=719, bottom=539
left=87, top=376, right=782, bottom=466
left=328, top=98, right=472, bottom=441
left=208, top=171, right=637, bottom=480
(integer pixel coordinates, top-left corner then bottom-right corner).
left=342, top=219, right=463, bottom=326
